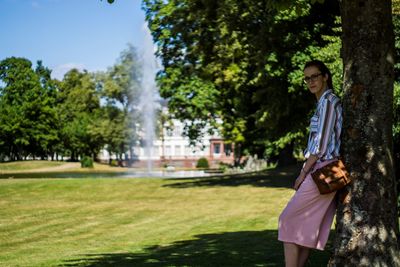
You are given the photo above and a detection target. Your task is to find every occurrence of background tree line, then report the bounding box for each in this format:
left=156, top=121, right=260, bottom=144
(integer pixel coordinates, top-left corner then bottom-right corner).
left=0, top=45, right=142, bottom=163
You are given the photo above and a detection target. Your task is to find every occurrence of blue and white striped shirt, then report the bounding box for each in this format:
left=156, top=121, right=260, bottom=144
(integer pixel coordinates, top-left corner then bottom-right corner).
left=304, top=89, right=343, bottom=161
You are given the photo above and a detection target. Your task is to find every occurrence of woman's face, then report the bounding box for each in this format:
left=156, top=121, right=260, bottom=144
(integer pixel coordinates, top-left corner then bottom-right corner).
left=303, top=66, right=328, bottom=97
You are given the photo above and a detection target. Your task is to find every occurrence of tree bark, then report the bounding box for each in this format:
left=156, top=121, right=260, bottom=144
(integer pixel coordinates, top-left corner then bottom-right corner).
left=330, top=1, right=400, bottom=266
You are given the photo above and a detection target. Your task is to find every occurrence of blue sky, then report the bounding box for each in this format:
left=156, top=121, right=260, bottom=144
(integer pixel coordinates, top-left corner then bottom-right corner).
left=0, top=0, right=148, bottom=79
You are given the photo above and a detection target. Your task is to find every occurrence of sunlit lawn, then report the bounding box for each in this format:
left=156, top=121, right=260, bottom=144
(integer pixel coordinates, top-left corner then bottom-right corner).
left=0, top=160, right=65, bottom=171
left=0, top=164, right=334, bottom=267
left=0, top=160, right=132, bottom=174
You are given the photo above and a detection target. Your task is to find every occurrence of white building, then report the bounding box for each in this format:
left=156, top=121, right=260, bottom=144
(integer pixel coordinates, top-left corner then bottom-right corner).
left=99, top=118, right=234, bottom=168
left=135, top=119, right=234, bottom=168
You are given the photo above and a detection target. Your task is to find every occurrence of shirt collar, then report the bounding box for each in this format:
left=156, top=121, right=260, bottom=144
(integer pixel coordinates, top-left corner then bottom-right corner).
left=317, top=89, right=332, bottom=105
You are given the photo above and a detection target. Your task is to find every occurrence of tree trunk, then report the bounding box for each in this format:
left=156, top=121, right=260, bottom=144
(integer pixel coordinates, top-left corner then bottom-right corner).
left=234, top=143, right=242, bottom=166
left=277, top=142, right=296, bottom=167
left=330, top=1, right=400, bottom=266
left=129, top=146, right=134, bottom=166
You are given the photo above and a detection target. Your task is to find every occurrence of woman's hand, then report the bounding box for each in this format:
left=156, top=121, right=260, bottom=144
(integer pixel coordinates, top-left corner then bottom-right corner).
left=294, top=171, right=307, bottom=190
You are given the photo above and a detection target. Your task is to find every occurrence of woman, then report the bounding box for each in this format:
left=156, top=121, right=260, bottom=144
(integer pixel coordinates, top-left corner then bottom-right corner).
left=278, top=60, right=343, bottom=267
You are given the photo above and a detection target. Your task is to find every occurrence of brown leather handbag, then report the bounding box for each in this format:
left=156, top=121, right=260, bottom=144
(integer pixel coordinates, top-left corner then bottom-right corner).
left=311, top=159, right=351, bottom=194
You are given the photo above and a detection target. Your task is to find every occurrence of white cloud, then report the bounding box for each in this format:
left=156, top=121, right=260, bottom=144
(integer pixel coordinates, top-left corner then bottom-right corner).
left=51, top=63, right=86, bottom=80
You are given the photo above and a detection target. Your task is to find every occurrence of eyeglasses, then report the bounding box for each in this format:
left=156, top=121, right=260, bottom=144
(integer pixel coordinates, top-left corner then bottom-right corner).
left=304, top=73, right=322, bottom=84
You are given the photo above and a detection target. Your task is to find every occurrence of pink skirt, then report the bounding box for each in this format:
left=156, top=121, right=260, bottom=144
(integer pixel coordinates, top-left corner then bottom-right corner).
left=278, top=159, right=337, bottom=250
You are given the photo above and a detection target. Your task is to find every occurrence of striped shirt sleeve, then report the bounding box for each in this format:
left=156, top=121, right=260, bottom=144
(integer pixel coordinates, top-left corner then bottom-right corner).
left=309, top=98, right=337, bottom=158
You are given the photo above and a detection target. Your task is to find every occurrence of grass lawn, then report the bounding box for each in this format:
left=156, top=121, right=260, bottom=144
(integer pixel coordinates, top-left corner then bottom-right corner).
left=0, top=161, right=65, bottom=171
left=0, top=160, right=134, bottom=174
left=0, top=165, right=334, bottom=267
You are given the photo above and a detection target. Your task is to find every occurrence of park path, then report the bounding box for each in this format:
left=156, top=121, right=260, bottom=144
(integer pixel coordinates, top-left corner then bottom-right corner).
left=28, top=162, right=80, bottom=172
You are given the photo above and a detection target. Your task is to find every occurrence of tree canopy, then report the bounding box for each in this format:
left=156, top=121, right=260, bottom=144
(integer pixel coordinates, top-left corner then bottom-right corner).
left=143, top=0, right=342, bottom=163
left=0, top=57, right=58, bottom=160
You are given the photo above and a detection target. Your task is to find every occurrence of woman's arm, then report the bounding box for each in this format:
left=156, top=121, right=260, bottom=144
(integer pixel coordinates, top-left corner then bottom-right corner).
left=293, top=154, right=318, bottom=190
left=302, top=154, right=318, bottom=174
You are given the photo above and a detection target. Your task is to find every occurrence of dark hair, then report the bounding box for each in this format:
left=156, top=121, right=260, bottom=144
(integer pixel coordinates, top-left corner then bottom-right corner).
left=303, top=60, right=333, bottom=90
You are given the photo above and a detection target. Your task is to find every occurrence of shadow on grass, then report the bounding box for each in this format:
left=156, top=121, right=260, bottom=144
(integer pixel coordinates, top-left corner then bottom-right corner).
left=163, top=163, right=302, bottom=189
left=59, top=229, right=333, bottom=267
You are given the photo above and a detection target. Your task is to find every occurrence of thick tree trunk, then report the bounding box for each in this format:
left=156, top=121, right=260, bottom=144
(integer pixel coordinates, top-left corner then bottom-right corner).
left=330, top=1, right=400, bottom=266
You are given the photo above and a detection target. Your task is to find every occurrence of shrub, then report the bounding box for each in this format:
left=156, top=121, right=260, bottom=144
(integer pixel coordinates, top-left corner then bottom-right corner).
left=196, top=157, right=209, bottom=169
left=80, top=156, right=93, bottom=168
left=218, top=162, right=230, bottom=172
left=110, top=159, right=119, bottom=167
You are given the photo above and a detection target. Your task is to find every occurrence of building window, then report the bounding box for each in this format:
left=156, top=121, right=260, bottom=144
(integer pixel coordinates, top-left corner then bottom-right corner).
left=166, top=128, right=173, bottom=137
left=175, top=145, right=181, bottom=156
left=214, top=143, right=221, bottom=154
left=173, top=125, right=181, bottom=136
left=165, top=145, right=171, bottom=156
left=224, top=144, right=232, bottom=156
left=153, top=146, right=159, bottom=156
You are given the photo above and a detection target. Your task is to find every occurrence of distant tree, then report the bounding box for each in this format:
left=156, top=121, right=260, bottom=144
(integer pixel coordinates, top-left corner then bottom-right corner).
left=96, top=44, right=142, bottom=163
left=57, top=69, right=102, bottom=160
left=33, top=61, right=59, bottom=159
left=0, top=57, right=58, bottom=160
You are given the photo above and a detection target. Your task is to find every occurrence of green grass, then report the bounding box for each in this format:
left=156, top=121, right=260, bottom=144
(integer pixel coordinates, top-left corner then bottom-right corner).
left=0, top=166, right=334, bottom=267
left=0, top=160, right=65, bottom=171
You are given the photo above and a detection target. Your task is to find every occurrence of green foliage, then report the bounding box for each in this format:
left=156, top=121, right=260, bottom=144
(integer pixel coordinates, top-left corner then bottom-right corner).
left=159, top=69, right=220, bottom=143
left=80, top=156, right=94, bottom=168
left=57, top=69, right=103, bottom=160
left=0, top=57, right=59, bottom=160
left=143, top=0, right=341, bottom=160
left=264, top=130, right=306, bottom=159
left=393, top=81, right=400, bottom=201
left=196, top=157, right=209, bottom=169
left=96, top=44, right=142, bottom=160
left=110, top=159, right=119, bottom=167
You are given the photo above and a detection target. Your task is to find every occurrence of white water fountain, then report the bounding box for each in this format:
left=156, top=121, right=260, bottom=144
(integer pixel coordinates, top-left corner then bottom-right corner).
left=134, top=25, right=216, bottom=179
left=139, top=25, right=159, bottom=173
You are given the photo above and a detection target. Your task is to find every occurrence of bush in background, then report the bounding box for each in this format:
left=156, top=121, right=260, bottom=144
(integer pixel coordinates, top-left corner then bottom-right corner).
left=80, top=156, right=94, bottom=168
left=196, top=157, right=209, bottom=169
